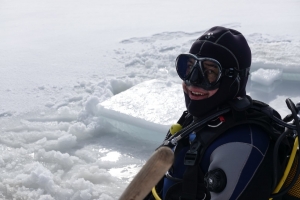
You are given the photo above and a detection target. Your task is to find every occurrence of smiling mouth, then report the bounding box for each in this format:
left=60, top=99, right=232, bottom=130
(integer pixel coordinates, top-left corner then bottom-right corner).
left=191, top=91, right=205, bottom=96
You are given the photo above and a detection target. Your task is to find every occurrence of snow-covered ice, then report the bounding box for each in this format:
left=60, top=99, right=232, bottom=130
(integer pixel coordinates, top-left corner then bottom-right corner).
left=251, top=68, right=283, bottom=86
left=250, top=68, right=283, bottom=93
left=1, top=0, right=300, bottom=199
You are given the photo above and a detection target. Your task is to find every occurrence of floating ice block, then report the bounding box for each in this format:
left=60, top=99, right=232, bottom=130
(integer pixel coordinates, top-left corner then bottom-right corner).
left=251, top=68, right=282, bottom=86
left=250, top=68, right=283, bottom=93
left=98, top=79, right=185, bottom=143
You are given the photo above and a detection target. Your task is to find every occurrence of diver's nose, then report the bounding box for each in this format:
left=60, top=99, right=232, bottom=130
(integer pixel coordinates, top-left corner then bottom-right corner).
left=189, top=67, right=203, bottom=86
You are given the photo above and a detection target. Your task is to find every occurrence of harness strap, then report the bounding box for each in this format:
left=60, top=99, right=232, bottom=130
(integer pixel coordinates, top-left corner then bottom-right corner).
left=182, top=140, right=209, bottom=200
left=181, top=165, right=198, bottom=200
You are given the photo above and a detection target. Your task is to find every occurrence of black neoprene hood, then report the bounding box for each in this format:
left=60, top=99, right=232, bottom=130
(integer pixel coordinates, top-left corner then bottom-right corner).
left=190, top=26, right=251, bottom=71
left=184, top=26, right=252, bottom=118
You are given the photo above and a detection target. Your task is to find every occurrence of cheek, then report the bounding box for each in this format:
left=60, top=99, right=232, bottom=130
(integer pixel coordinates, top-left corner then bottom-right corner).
left=182, top=82, right=188, bottom=94
left=208, top=88, right=219, bottom=97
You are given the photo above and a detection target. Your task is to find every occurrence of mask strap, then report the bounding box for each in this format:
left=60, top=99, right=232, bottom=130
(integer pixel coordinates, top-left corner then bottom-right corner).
left=223, top=67, right=250, bottom=78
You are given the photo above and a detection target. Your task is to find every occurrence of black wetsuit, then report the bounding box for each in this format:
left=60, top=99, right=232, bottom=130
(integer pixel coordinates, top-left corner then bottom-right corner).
left=163, top=124, right=273, bottom=200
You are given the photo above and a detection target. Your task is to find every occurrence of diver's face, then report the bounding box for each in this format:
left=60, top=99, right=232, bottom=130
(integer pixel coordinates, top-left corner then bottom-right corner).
left=183, top=59, right=219, bottom=100
left=186, top=59, right=220, bottom=83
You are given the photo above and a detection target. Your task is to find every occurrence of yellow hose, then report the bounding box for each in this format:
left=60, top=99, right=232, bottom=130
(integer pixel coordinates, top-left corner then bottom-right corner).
left=269, top=137, right=298, bottom=200
left=152, top=187, right=162, bottom=200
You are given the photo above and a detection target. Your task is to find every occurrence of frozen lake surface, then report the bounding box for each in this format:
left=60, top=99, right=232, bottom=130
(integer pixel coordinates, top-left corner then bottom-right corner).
left=1, top=0, right=300, bottom=199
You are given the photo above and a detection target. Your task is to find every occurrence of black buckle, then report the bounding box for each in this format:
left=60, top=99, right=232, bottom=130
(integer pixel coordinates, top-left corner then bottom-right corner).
left=225, top=67, right=250, bottom=78
left=225, top=68, right=235, bottom=78
left=184, top=141, right=201, bottom=166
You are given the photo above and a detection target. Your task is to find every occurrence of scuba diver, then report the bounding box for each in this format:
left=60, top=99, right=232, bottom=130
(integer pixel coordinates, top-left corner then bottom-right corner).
left=144, top=26, right=300, bottom=200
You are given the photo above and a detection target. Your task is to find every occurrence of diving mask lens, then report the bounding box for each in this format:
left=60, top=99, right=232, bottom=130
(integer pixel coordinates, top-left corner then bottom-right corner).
left=176, top=54, right=222, bottom=87
left=176, top=54, right=197, bottom=80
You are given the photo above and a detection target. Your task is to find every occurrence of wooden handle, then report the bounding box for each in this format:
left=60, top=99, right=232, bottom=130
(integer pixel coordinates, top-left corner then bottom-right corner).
left=119, top=146, right=174, bottom=200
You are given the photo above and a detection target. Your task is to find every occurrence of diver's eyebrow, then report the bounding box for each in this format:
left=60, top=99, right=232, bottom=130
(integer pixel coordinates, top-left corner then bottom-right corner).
left=204, top=63, right=218, bottom=68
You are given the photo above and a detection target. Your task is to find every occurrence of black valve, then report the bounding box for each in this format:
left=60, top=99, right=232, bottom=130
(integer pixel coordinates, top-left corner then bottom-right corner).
left=204, top=168, right=227, bottom=193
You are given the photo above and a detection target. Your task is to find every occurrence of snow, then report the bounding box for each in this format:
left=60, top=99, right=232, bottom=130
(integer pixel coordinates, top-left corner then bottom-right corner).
left=1, top=0, right=300, bottom=199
